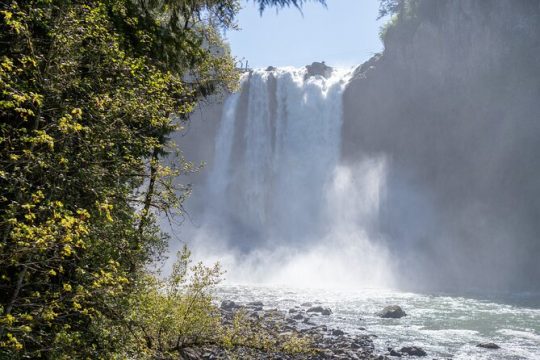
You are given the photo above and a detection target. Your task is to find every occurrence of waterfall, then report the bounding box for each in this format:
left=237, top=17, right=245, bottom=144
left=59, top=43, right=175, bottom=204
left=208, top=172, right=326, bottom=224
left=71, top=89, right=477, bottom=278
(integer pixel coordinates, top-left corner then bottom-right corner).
left=207, top=68, right=348, bottom=244
left=190, top=66, right=393, bottom=288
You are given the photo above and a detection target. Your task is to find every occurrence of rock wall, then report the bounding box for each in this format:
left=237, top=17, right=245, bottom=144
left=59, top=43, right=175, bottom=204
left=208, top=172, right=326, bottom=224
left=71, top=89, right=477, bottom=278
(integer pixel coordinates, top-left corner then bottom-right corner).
left=342, top=0, right=540, bottom=291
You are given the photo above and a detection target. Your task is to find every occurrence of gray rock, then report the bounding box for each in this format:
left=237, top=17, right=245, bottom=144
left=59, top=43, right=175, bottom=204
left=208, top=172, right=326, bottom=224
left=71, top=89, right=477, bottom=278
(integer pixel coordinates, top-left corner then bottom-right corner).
left=305, top=61, right=333, bottom=79
left=220, top=300, right=239, bottom=311
left=477, top=342, right=500, bottom=349
left=247, top=301, right=264, bottom=307
left=399, top=346, right=427, bottom=357
left=307, top=306, right=332, bottom=315
left=332, top=329, right=345, bottom=336
left=378, top=305, right=407, bottom=318
left=301, top=302, right=312, bottom=307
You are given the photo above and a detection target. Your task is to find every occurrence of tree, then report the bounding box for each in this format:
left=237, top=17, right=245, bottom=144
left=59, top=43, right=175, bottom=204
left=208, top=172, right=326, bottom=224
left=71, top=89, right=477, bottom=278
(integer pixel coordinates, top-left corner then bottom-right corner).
left=0, top=0, right=234, bottom=357
left=378, top=0, right=404, bottom=19
left=0, top=0, right=324, bottom=358
left=254, top=0, right=326, bottom=13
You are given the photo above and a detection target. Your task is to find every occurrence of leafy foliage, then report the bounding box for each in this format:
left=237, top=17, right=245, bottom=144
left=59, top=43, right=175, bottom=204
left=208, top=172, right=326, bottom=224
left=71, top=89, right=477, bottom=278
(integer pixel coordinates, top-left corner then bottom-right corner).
left=0, top=0, right=238, bottom=357
left=81, top=247, right=313, bottom=359
left=378, top=0, right=404, bottom=19
left=378, top=0, right=427, bottom=45
left=254, top=0, right=326, bottom=13
left=0, top=0, right=324, bottom=358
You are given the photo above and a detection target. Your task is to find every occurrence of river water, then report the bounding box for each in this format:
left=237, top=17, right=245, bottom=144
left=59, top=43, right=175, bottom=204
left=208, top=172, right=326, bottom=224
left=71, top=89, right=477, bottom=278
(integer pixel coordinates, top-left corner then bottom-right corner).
left=215, top=285, right=540, bottom=359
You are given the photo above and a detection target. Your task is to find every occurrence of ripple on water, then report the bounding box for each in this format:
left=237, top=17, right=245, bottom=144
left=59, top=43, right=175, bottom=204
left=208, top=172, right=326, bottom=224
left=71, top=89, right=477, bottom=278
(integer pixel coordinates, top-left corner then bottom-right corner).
left=214, top=285, right=540, bottom=359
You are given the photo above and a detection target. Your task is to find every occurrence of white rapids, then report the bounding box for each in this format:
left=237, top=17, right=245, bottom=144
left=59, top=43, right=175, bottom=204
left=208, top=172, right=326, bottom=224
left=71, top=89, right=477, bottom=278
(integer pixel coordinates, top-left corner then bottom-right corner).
left=215, top=285, right=540, bottom=360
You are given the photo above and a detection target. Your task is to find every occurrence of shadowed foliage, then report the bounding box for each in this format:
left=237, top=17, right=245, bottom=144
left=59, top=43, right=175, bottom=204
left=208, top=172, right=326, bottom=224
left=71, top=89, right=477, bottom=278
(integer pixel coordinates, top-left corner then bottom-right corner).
left=0, top=0, right=324, bottom=358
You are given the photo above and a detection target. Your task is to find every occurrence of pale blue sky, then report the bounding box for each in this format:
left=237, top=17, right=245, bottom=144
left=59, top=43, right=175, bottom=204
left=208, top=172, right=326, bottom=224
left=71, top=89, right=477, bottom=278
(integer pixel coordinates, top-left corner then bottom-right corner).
left=225, top=0, right=385, bottom=69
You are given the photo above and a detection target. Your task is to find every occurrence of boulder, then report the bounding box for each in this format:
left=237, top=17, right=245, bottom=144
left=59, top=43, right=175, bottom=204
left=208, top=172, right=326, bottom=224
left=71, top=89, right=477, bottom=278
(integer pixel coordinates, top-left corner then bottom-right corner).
left=477, top=342, right=500, bottom=349
left=399, top=346, right=427, bottom=357
left=247, top=301, right=263, bottom=307
left=378, top=305, right=407, bottom=318
left=307, top=306, right=332, bottom=316
left=220, top=300, right=239, bottom=311
left=388, top=348, right=402, bottom=357
left=265, top=66, right=276, bottom=71
left=305, top=61, right=333, bottom=79
left=332, top=329, right=345, bottom=336
left=301, top=302, right=312, bottom=307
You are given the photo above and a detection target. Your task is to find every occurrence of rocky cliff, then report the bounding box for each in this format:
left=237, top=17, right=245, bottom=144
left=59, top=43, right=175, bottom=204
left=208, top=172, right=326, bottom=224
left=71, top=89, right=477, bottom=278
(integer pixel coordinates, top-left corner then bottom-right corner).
left=342, top=0, right=540, bottom=291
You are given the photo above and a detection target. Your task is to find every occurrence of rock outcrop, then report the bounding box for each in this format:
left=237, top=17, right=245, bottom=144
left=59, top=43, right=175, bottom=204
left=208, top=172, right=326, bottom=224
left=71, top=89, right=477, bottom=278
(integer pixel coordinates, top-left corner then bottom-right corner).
left=305, top=62, right=333, bottom=79
left=210, top=300, right=383, bottom=359
left=342, top=0, right=540, bottom=292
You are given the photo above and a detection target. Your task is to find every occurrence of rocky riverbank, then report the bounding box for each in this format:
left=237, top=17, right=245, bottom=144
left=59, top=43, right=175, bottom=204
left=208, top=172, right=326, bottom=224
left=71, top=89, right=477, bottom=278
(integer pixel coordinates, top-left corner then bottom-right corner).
left=177, top=300, right=431, bottom=360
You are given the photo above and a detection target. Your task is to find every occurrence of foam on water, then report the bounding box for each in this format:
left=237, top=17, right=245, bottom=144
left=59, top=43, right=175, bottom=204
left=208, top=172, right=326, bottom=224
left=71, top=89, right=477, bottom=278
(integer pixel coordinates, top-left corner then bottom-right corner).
left=214, top=285, right=540, bottom=359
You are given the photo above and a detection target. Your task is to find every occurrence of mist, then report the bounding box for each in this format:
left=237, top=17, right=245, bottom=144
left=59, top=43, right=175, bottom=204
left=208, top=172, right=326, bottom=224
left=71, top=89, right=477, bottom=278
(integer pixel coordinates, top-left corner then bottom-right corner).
left=170, top=0, right=540, bottom=295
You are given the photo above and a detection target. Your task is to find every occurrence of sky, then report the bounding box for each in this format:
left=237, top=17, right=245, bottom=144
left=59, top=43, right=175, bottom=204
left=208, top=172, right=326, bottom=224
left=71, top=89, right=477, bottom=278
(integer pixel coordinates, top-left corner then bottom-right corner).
left=224, top=0, right=386, bottom=69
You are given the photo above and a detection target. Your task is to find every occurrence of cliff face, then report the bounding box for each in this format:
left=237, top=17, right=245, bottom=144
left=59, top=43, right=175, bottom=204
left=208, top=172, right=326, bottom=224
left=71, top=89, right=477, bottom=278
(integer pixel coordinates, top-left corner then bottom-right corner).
left=343, top=0, right=540, bottom=291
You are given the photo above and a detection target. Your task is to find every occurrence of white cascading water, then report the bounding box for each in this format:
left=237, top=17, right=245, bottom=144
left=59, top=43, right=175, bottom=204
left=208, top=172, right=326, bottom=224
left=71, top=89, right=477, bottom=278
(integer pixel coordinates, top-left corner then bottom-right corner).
left=192, top=67, right=394, bottom=288
left=178, top=68, right=540, bottom=360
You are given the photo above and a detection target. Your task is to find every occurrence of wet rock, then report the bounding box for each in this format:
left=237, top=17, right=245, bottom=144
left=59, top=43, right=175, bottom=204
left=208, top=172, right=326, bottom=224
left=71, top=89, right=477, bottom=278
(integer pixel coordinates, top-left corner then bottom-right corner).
left=477, top=342, right=500, bottom=349
left=388, top=347, right=402, bottom=357
left=399, top=346, right=427, bottom=357
left=247, top=301, right=264, bottom=307
left=301, top=302, right=313, bottom=307
left=288, top=308, right=299, bottom=313
left=265, top=66, right=276, bottom=71
left=307, top=306, right=332, bottom=315
left=220, top=300, right=239, bottom=311
left=213, top=300, right=385, bottom=359
left=378, top=305, right=407, bottom=318
left=305, top=61, right=333, bottom=79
